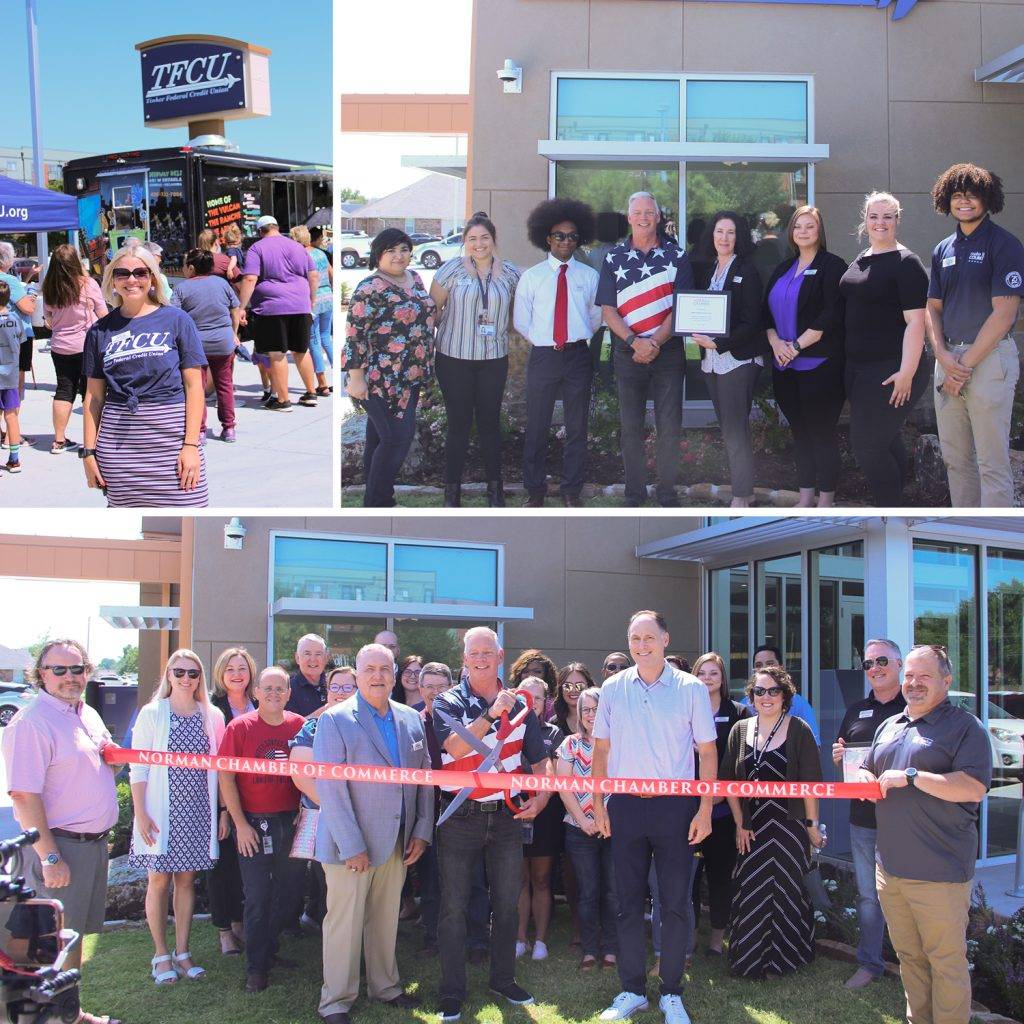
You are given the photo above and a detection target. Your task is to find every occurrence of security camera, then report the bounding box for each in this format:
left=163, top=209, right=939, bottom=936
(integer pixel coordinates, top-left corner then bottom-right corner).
left=224, top=517, right=246, bottom=550
left=497, top=59, right=523, bottom=93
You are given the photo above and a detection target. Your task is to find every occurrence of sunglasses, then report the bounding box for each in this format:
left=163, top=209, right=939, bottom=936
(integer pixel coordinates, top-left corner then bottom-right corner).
left=170, top=668, right=201, bottom=680
left=862, top=656, right=892, bottom=670
left=549, top=231, right=580, bottom=242
left=112, top=267, right=151, bottom=281
left=752, top=686, right=782, bottom=697
left=562, top=683, right=585, bottom=694
left=605, top=663, right=628, bottom=674
left=42, top=664, right=86, bottom=677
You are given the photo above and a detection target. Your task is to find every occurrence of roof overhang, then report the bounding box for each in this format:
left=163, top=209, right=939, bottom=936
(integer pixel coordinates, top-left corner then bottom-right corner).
left=271, top=598, right=534, bottom=622
left=400, top=154, right=467, bottom=179
left=100, top=605, right=181, bottom=630
left=974, top=44, right=1024, bottom=84
left=537, top=140, right=830, bottom=164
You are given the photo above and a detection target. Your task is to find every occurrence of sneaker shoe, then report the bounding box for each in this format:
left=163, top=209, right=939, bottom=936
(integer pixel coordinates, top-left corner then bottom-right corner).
left=532, top=940, right=548, bottom=961
left=515, top=941, right=529, bottom=958
left=265, top=398, right=293, bottom=412
left=488, top=983, right=534, bottom=1006
left=600, top=992, right=649, bottom=1021
left=260, top=389, right=273, bottom=404
left=6, top=458, right=21, bottom=474
left=221, top=427, right=237, bottom=443
left=438, top=998, right=462, bottom=1021
left=298, top=391, right=318, bottom=407
left=659, top=994, right=691, bottom=1024
left=51, top=439, right=77, bottom=454
left=299, top=912, right=320, bottom=933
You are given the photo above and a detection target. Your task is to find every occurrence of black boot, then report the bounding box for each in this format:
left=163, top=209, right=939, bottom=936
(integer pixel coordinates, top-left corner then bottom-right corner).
left=486, top=481, right=506, bottom=507
left=444, top=483, right=462, bottom=508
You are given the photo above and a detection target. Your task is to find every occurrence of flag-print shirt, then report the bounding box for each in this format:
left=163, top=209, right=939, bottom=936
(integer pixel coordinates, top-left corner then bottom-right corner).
left=342, top=271, right=435, bottom=413
left=556, top=733, right=597, bottom=825
left=596, top=237, right=694, bottom=338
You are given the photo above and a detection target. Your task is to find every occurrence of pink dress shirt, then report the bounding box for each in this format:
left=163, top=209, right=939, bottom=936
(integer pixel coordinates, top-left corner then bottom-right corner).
left=48, top=277, right=107, bottom=355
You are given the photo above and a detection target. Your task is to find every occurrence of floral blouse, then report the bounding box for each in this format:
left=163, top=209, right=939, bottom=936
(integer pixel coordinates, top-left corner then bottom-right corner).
left=342, top=271, right=436, bottom=412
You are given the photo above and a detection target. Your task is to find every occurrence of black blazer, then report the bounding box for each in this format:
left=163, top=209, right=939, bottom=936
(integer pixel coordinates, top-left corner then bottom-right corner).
left=690, top=256, right=768, bottom=361
left=212, top=692, right=257, bottom=722
left=762, top=249, right=847, bottom=362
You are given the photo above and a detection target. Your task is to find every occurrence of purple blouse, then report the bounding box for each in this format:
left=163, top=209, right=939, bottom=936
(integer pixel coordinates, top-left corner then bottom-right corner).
left=768, top=262, right=826, bottom=373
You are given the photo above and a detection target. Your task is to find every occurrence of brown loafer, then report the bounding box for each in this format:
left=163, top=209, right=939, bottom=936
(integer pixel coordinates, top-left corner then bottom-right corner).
left=244, top=972, right=268, bottom=993
left=602, top=955, right=617, bottom=970
left=383, top=992, right=421, bottom=1009
left=319, top=1014, right=350, bottom=1024
left=579, top=955, right=598, bottom=972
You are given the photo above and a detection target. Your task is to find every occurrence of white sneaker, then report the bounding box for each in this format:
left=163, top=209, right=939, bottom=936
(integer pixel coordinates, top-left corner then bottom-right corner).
left=659, top=994, right=691, bottom=1024
left=600, top=991, right=649, bottom=1021
left=515, top=941, right=529, bottom=958
left=532, top=940, right=548, bottom=961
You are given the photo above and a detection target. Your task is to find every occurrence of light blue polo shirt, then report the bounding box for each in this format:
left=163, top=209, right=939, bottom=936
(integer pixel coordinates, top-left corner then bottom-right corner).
left=593, top=661, right=716, bottom=780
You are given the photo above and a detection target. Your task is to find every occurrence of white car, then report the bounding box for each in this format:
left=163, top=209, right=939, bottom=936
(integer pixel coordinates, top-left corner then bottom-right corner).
left=337, top=233, right=373, bottom=270
left=0, top=684, right=35, bottom=727
left=949, top=691, right=1024, bottom=774
left=413, top=233, right=463, bottom=270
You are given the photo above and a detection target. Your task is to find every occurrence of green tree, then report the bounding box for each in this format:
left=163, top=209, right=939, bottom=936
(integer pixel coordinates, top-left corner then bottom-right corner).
left=338, top=187, right=367, bottom=204
left=98, top=657, right=117, bottom=671
left=116, top=644, right=138, bottom=676
left=27, top=631, right=52, bottom=660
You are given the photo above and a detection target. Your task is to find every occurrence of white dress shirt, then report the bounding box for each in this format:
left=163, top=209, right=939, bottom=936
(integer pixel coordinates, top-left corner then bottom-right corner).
left=513, top=253, right=602, bottom=347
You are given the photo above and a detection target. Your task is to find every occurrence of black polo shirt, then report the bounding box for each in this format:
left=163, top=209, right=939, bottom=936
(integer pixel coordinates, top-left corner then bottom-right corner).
left=864, top=698, right=992, bottom=882
left=836, top=689, right=907, bottom=829
left=928, top=215, right=1024, bottom=344
left=285, top=670, right=326, bottom=717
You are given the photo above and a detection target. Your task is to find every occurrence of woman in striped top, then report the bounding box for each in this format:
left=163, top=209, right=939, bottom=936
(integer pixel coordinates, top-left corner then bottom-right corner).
left=556, top=686, right=618, bottom=971
left=429, top=213, right=520, bottom=506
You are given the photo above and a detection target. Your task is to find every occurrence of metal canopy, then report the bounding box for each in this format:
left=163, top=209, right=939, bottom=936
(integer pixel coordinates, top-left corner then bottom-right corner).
left=100, top=605, right=181, bottom=630
left=537, top=139, right=830, bottom=164
left=271, top=597, right=534, bottom=622
left=974, top=44, right=1024, bottom=84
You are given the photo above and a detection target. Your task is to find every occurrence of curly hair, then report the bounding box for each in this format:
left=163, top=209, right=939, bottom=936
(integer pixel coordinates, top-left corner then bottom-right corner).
left=693, top=211, right=754, bottom=264
left=526, top=198, right=597, bottom=251
left=931, top=163, right=1005, bottom=216
left=745, top=663, right=797, bottom=712
left=29, top=639, right=93, bottom=689
left=508, top=649, right=558, bottom=696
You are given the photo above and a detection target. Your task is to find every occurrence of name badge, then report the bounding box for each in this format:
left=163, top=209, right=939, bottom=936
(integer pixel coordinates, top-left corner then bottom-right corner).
left=803, top=268, right=817, bottom=276
left=732, top=276, right=743, bottom=283
left=478, top=322, right=496, bottom=339
left=859, top=709, right=875, bottom=719
left=714, top=715, right=730, bottom=723
left=942, top=256, right=956, bottom=268
left=412, top=739, right=424, bottom=751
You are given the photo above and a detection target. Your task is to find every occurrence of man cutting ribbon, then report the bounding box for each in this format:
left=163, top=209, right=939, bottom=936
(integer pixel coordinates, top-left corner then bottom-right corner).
left=429, top=626, right=553, bottom=1023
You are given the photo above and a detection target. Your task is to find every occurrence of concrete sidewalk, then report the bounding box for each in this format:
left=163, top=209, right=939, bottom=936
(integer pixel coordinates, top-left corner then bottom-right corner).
left=0, top=340, right=334, bottom=508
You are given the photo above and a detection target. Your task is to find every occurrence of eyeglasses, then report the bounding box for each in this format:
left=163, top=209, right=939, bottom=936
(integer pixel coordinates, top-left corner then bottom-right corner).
left=549, top=231, right=579, bottom=242
left=862, top=656, right=892, bottom=670
left=112, top=267, right=150, bottom=281
left=403, top=668, right=421, bottom=679
left=562, top=683, right=585, bottom=694
left=170, top=668, right=201, bottom=680
left=328, top=682, right=356, bottom=693
left=752, top=686, right=782, bottom=697
left=42, top=664, right=86, bottom=677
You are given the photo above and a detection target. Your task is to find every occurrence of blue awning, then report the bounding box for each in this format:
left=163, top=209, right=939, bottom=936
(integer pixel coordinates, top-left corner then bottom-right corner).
left=0, top=176, right=79, bottom=232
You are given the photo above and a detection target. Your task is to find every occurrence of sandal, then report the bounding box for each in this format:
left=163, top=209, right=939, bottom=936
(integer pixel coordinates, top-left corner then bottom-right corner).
left=316, top=386, right=333, bottom=397
left=579, top=955, right=598, bottom=972
left=172, top=951, right=206, bottom=980
left=602, top=955, right=617, bottom=970
left=151, top=953, right=177, bottom=985
left=219, top=929, right=241, bottom=956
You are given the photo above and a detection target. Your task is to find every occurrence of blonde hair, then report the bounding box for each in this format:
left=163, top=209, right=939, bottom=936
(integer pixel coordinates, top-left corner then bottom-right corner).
left=858, top=191, right=901, bottom=241
left=222, top=223, right=243, bottom=247
left=211, top=647, right=258, bottom=700
left=290, top=225, right=311, bottom=246
left=101, top=245, right=170, bottom=307
left=153, top=648, right=210, bottom=704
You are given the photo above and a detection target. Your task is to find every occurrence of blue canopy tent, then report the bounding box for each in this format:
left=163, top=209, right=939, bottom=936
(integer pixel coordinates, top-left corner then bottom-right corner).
left=0, top=176, right=78, bottom=233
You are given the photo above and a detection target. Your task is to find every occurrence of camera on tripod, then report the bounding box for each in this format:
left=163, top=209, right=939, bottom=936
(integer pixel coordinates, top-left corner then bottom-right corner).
left=0, top=829, right=82, bottom=1024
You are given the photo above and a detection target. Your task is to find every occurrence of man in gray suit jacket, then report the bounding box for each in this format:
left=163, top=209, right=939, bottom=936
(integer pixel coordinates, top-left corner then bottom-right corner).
left=313, top=643, right=434, bottom=1024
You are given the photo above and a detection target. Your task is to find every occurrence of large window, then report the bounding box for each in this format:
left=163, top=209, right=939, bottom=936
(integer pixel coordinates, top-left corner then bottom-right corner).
left=685, top=80, right=808, bottom=144
left=554, top=163, right=678, bottom=225
left=273, top=537, right=386, bottom=602
left=556, top=78, right=680, bottom=142
left=393, top=544, right=497, bottom=606
left=708, top=565, right=750, bottom=699
left=757, top=554, right=803, bottom=682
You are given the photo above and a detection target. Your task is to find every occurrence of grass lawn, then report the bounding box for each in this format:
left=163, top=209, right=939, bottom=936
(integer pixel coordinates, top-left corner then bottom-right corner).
left=81, top=914, right=909, bottom=1024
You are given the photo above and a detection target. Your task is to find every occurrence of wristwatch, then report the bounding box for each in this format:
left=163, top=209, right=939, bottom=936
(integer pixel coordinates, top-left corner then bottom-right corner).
left=481, top=710, right=495, bottom=725
left=792, top=340, right=803, bottom=352
left=803, top=819, right=819, bottom=828
left=43, top=852, right=61, bottom=866
left=905, top=767, right=918, bottom=787
left=78, top=447, right=98, bottom=460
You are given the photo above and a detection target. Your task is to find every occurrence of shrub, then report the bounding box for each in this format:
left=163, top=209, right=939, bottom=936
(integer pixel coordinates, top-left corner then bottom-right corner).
left=109, top=779, right=133, bottom=857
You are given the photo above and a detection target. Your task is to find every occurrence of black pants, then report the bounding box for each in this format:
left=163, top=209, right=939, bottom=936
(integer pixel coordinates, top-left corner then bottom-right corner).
left=522, top=344, right=593, bottom=498
left=845, top=357, right=930, bottom=505
left=208, top=830, right=244, bottom=929
left=609, top=795, right=697, bottom=998
left=613, top=339, right=685, bottom=505
left=693, top=813, right=738, bottom=931
left=419, top=841, right=490, bottom=949
left=236, top=811, right=305, bottom=974
left=362, top=388, right=420, bottom=507
left=435, top=351, right=508, bottom=484
left=772, top=357, right=845, bottom=493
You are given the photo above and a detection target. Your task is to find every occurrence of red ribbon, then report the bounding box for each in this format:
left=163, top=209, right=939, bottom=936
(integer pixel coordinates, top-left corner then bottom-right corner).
left=103, top=747, right=881, bottom=801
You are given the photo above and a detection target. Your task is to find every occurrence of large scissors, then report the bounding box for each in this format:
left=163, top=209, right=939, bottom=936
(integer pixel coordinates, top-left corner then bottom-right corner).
left=434, top=690, right=533, bottom=826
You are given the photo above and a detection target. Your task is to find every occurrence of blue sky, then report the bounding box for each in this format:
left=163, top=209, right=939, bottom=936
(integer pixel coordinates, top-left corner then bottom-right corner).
left=9, top=1, right=330, bottom=165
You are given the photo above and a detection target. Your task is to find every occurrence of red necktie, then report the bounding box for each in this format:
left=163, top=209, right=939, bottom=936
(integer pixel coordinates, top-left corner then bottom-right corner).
left=554, top=263, right=568, bottom=350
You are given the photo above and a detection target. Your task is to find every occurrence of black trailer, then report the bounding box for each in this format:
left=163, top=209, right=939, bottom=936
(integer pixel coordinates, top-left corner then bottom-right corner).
left=63, top=145, right=331, bottom=273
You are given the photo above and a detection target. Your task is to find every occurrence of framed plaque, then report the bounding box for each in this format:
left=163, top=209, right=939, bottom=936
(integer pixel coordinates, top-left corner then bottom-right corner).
left=842, top=744, right=871, bottom=784
left=673, top=290, right=731, bottom=337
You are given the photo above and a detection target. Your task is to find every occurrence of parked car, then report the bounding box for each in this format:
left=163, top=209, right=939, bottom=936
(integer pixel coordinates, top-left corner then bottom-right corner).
left=408, top=232, right=441, bottom=246
left=949, top=690, right=1024, bottom=777
left=0, top=684, right=35, bottom=727
left=413, top=232, right=463, bottom=270
left=337, top=232, right=373, bottom=270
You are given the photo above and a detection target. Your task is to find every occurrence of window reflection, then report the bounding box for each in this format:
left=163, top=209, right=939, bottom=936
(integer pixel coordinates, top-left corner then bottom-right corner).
left=273, top=538, right=387, bottom=602
left=708, top=564, right=749, bottom=700
left=757, top=554, right=803, bottom=682
left=686, top=80, right=808, bottom=144
left=557, top=79, right=680, bottom=142
left=393, top=545, right=498, bottom=606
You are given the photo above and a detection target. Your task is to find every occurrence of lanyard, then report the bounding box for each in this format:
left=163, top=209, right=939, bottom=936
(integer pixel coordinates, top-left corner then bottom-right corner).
left=475, top=267, right=493, bottom=313
left=752, top=712, right=787, bottom=772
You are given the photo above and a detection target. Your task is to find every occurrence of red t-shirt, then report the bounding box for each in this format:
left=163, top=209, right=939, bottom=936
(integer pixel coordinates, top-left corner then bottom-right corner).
left=218, top=711, right=304, bottom=815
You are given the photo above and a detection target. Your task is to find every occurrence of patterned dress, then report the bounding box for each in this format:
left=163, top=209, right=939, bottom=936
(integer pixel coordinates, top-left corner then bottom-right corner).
left=727, top=745, right=815, bottom=978
left=130, top=710, right=214, bottom=873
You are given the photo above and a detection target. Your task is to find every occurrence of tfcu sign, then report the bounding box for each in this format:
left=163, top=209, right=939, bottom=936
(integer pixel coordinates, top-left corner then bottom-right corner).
left=137, top=36, right=271, bottom=129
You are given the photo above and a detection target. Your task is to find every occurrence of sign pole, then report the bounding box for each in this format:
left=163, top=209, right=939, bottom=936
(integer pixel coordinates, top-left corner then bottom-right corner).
left=25, top=0, right=50, bottom=267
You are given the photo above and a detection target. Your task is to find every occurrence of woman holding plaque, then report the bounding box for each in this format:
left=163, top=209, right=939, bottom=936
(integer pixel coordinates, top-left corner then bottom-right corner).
left=763, top=207, right=848, bottom=508
left=681, top=211, right=767, bottom=508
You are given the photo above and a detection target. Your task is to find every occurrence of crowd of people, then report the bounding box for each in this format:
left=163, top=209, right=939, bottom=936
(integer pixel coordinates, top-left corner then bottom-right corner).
left=342, top=161, right=1023, bottom=509
left=0, top=622, right=992, bottom=1024
left=0, top=215, right=333, bottom=506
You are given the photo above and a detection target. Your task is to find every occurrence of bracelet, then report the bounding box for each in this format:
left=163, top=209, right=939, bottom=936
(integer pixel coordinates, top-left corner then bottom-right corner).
left=181, top=442, right=199, bottom=448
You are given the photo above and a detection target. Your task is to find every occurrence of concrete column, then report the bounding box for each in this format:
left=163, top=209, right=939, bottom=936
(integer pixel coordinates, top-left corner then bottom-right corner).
left=863, top=517, right=914, bottom=676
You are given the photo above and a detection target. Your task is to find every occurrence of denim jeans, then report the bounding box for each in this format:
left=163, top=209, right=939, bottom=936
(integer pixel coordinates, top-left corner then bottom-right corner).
left=362, top=388, right=419, bottom=507
left=420, top=840, right=490, bottom=950
left=437, top=801, right=523, bottom=1001
left=235, top=812, right=305, bottom=973
left=310, top=306, right=334, bottom=376
left=849, top=823, right=886, bottom=977
left=613, top=339, right=684, bottom=504
left=565, top=825, right=619, bottom=957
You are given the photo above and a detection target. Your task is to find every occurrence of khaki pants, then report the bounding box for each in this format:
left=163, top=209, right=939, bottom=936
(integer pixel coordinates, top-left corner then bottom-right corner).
left=935, top=337, right=1020, bottom=507
left=320, top=843, right=407, bottom=1014
left=876, top=866, right=973, bottom=1024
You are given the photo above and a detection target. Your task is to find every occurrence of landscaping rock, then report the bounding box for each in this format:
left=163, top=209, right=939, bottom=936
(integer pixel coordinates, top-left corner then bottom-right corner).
left=105, top=855, right=148, bottom=921
left=914, top=433, right=949, bottom=498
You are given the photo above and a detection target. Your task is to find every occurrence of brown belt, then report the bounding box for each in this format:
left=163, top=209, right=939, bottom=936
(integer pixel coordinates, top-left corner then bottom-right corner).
left=52, top=827, right=107, bottom=843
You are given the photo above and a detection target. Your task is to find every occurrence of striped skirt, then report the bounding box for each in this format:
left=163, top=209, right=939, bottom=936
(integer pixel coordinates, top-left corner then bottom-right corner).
left=97, top=401, right=209, bottom=508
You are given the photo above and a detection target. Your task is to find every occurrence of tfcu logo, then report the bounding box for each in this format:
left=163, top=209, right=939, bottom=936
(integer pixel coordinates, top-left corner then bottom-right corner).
left=0, top=207, right=29, bottom=223
left=146, top=51, right=239, bottom=100
left=103, top=329, right=173, bottom=365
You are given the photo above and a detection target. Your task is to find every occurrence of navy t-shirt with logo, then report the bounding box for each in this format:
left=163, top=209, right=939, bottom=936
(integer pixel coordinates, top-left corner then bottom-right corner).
left=83, top=305, right=207, bottom=408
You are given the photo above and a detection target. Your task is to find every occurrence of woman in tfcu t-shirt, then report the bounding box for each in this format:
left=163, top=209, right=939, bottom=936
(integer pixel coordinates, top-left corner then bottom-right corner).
left=82, top=245, right=209, bottom=507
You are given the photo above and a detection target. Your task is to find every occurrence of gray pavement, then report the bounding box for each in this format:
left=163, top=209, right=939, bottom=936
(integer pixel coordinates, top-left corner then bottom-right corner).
left=0, top=340, right=334, bottom=508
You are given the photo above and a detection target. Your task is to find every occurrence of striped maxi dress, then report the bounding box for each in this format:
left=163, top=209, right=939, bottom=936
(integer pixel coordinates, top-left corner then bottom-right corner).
left=727, top=745, right=815, bottom=978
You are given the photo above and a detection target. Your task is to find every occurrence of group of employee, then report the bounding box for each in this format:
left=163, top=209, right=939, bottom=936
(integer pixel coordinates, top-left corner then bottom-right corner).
left=342, top=161, right=1023, bottom=509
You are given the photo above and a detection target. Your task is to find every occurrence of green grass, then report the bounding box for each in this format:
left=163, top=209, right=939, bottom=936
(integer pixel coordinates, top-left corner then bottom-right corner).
left=81, top=914, right=908, bottom=1024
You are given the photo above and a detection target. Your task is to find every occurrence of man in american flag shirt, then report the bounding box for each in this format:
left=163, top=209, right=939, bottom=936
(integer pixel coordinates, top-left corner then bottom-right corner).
left=596, top=191, right=694, bottom=506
